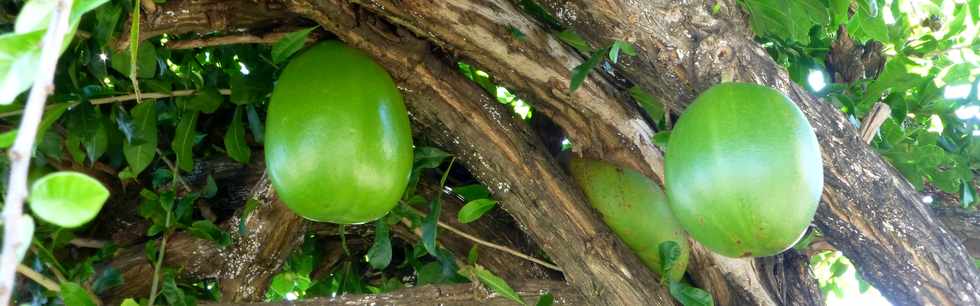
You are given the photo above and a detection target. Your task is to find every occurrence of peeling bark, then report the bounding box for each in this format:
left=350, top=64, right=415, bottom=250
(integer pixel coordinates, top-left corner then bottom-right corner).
left=530, top=1, right=980, bottom=305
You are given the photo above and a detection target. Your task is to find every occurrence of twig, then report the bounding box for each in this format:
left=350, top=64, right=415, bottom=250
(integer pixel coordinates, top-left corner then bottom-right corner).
left=155, top=148, right=192, bottom=192
left=859, top=102, right=891, bottom=144
left=166, top=32, right=294, bottom=49
left=0, top=89, right=232, bottom=119
left=15, top=264, right=59, bottom=292
left=90, top=89, right=231, bottom=105
left=147, top=209, right=172, bottom=306
left=402, top=205, right=562, bottom=272
left=129, top=0, right=143, bottom=104
left=0, top=0, right=74, bottom=303
left=69, top=238, right=108, bottom=249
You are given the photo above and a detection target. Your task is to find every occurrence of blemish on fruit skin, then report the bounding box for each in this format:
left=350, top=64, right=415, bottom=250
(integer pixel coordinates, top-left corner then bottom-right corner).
left=742, top=252, right=752, bottom=257
left=735, top=239, right=742, bottom=245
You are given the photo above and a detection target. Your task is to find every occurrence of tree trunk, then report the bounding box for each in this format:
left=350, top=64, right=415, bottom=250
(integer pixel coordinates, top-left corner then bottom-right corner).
left=529, top=1, right=980, bottom=305
left=115, top=1, right=980, bottom=306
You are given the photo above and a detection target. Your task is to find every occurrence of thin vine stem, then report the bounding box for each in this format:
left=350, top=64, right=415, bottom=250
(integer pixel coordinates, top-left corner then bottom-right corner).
left=401, top=205, right=562, bottom=272
left=0, top=0, right=74, bottom=303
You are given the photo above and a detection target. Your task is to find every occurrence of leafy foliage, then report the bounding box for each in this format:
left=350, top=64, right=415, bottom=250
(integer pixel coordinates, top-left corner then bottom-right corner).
left=746, top=0, right=979, bottom=209
left=741, top=0, right=979, bottom=303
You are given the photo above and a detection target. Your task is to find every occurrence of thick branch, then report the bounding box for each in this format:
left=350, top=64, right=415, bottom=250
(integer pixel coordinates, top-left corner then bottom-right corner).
left=531, top=1, right=980, bottom=305
left=277, top=3, right=675, bottom=304
left=202, top=280, right=582, bottom=305
left=342, top=1, right=807, bottom=305
left=105, top=165, right=307, bottom=303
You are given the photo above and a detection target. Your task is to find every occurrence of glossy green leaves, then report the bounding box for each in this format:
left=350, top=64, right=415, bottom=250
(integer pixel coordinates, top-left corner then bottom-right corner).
left=29, top=171, right=110, bottom=228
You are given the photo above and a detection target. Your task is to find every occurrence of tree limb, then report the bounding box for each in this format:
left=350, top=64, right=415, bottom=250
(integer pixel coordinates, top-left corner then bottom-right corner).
left=530, top=1, right=980, bottom=305
left=345, top=1, right=811, bottom=305
left=202, top=280, right=582, bottom=306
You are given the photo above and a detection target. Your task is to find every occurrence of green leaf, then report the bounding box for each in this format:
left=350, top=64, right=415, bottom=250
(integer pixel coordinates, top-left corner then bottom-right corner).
left=830, top=0, right=851, bottom=26
left=961, top=180, right=977, bottom=208
left=422, top=199, right=441, bottom=257
left=92, top=3, right=122, bottom=46
left=111, top=41, right=157, bottom=78
left=202, top=175, right=218, bottom=198
left=414, top=147, right=451, bottom=170
left=29, top=172, right=109, bottom=228
left=171, top=110, right=198, bottom=172
left=367, top=220, right=393, bottom=269
left=630, top=86, right=665, bottom=123
left=162, top=270, right=193, bottom=306
left=453, top=184, right=491, bottom=201
left=739, top=0, right=829, bottom=44
left=228, top=72, right=270, bottom=105
left=120, top=299, right=139, bottom=306
left=470, top=265, right=527, bottom=306
left=830, top=258, right=848, bottom=277
left=457, top=198, right=497, bottom=223
left=569, top=50, right=603, bottom=92
left=129, top=0, right=141, bottom=80
left=970, top=0, right=980, bottom=24
left=59, top=282, right=96, bottom=306
left=467, top=245, right=479, bottom=264
left=658, top=241, right=682, bottom=281
left=0, top=129, right=16, bottom=148
left=0, top=31, right=44, bottom=104
left=91, top=267, right=123, bottom=294
left=0, top=0, right=109, bottom=104
left=239, top=198, right=260, bottom=236
left=508, top=25, right=527, bottom=40
left=668, top=281, right=714, bottom=306
left=536, top=292, right=554, bottom=306
left=272, top=26, right=317, bottom=64
left=608, top=40, right=636, bottom=64
left=183, top=87, right=223, bottom=113
left=37, top=102, right=70, bottom=142
left=123, top=102, right=157, bottom=176
left=245, top=104, right=264, bottom=143
left=188, top=220, right=232, bottom=247
left=224, top=105, right=251, bottom=163
left=847, top=0, right=889, bottom=43
left=653, top=131, right=671, bottom=149
left=556, top=30, right=591, bottom=54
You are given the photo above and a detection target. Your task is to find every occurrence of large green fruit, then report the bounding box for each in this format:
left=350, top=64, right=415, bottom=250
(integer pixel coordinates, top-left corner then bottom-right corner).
left=568, top=158, right=690, bottom=281
left=665, top=83, right=823, bottom=258
left=266, top=41, right=413, bottom=224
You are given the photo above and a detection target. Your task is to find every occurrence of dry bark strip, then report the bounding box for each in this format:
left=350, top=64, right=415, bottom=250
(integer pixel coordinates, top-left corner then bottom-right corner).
left=202, top=280, right=582, bottom=305
left=530, top=1, right=980, bottom=305
left=339, top=1, right=818, bottom=305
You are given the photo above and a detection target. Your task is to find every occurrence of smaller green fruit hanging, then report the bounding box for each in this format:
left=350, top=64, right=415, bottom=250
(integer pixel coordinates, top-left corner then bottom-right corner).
left=568, top=157, right=690, bottom=281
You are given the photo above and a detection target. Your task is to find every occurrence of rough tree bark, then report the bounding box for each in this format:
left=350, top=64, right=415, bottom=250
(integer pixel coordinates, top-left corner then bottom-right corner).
left=529, top=1, right=980, bottom=305
left=107, top=167, right=307, bottom=302
left=277, top=5, right=677, bottom=304
left=203, top=280, right=583, bottom=305
left=341, top=1, right=820, bottom=305
left=114, top=1, right=980, bottom=306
